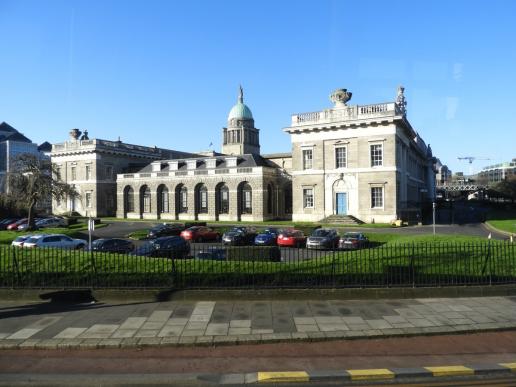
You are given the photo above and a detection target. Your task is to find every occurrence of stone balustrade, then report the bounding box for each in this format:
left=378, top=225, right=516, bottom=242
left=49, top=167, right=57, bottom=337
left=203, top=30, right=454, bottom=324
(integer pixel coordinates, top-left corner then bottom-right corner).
left=52, top=139, right=162, bottom=154
left=291, top=102, right=402, bottom=126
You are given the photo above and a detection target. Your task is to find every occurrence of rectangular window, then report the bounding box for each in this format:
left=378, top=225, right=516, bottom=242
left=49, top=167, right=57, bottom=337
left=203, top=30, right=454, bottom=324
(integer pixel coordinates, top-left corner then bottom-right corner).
left=243, top=191, right=252, bottom=214
left=303, top=188, right=314, bottom=208
left=105, top=165, right=113, bottom=180
left=371, top=187, right=384, bottom=208
left=370, top=144, right=383, bottom=166
left=71, top=166, right=76, bottom=181
left=302, top=149, right=313, bottom=170
left=335, top=147, right=347, bottom=168
left=85, top=165, right=91, bottom=180
left=55, top=166, right=62, bottom=181
left=161, top=191, right=169, bottom=213
left=200, top=191, right=208, bottom=213
left=85, top=192, right=92, bottom=208
left=220, top=190, right=229, bottom=214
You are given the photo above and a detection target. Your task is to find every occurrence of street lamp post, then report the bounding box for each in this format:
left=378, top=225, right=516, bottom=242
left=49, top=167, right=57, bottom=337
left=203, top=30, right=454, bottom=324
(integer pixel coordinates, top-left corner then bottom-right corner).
left=432, top=201, right=436, bottom=235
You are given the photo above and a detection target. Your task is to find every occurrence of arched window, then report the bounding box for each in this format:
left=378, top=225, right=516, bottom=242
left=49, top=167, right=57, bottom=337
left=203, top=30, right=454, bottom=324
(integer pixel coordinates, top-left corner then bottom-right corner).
left=267, top=184, right=273, bottom=214
left=284, top=185, right=292, bottom=214
left=176, top=184, right=188, bottom=213
left=157, top=185, right=169, bottom=213
left=124, top=186, right=134, bottom=213
left=195, top=184, right=208, bottom=214
left=239, top=182, right=252, bottom=214
left=141, top=185, right=151, bottom=213
left=216, top=183, right=229, bottom=214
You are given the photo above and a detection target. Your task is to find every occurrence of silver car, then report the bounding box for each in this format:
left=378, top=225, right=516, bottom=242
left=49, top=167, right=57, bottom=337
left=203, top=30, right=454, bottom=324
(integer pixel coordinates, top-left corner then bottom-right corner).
left=23, top=234, right=87, bottom=249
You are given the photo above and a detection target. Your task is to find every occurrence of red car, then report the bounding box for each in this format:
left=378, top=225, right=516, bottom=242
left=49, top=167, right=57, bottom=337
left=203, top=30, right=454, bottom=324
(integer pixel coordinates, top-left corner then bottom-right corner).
left=6, top=218, right=28, bottom=231
left=277, top=229, right=306, bottom=248
left=180, top=226, right=221, bottom=242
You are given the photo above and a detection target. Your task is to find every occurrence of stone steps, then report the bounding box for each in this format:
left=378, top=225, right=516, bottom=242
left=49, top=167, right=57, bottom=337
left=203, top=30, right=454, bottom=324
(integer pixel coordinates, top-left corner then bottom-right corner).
left=321, top=215, right=364, bottom=225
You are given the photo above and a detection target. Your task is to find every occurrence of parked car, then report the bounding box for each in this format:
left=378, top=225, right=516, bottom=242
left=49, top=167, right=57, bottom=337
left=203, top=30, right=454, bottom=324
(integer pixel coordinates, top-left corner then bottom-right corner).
left=0, top=218, right=18, bottom=230
left=17, top=218, right=45, bottom=231
left=180, top=226, right=220, bottom=242
left=35, top=217, right=67, bottom=229
left=254, top=228, right=281, bottom=246
left=6, top=218, right=28, bottom=231
left=132, top=236, right=190, bottom=258
left=11, top=234, right=35, bottom=247
left=90, top=238, right=134, bottom=253
left=277, top=229, right=306, bottom=248
left=222, top=227, right=257, bottom=246
left=147, top=223, right=185, bottom=239
left=195, top=248, right=226, bottom=261
left=338, top=232, right=369, bottom=250
left=306, top=228, right=340, bottom=250
left=22, top=234, right=87, bottom=249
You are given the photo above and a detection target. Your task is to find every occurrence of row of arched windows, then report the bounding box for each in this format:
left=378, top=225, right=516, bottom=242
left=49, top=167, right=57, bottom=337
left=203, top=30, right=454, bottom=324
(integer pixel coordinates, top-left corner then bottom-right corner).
left=123, top=182, right=253, bottom=215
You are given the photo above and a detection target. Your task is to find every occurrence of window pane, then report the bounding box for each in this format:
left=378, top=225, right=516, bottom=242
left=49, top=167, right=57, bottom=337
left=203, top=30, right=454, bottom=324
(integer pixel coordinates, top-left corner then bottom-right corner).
left=303, top=188, right=314, bottom=208
left=371, top=187, right=383, bottom=208
left=370, top=144, right=383, bottom=166
left=335, top=147, right=346, bottom=168
left=302, top=149, right=313, bottom=169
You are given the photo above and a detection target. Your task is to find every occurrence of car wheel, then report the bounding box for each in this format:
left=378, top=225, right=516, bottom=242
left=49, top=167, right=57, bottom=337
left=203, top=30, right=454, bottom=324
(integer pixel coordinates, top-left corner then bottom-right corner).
left=76, top=244, right=86, bottom=250
left=197, top=237, right=204, bottom=243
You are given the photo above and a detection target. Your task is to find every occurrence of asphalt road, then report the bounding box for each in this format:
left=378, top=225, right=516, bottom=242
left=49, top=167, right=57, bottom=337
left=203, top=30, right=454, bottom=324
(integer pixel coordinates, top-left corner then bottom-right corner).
left=1, top=331, right=515, bottom=386
left=89, top=221, right=506, bottom=240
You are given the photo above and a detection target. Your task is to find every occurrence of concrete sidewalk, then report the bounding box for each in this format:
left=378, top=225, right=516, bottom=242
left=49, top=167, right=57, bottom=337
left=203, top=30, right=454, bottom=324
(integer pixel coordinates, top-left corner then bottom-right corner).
left=1, top=296, right=516, bottom=349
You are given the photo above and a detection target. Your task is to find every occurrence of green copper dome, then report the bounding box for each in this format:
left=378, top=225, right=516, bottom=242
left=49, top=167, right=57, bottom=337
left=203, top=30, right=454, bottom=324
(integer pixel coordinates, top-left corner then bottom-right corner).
left=228, top=86, right=253, bottom=120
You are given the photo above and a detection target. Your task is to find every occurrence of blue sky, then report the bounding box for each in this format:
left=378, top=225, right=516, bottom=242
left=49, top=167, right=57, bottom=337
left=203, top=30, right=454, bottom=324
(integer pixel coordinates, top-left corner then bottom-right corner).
left=1, top=0, right=515, bottom=173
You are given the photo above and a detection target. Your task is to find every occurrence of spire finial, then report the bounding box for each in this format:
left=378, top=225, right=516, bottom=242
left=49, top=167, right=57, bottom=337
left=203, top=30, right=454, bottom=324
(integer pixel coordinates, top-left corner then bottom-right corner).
left=238, top=85, right=244, bottom=103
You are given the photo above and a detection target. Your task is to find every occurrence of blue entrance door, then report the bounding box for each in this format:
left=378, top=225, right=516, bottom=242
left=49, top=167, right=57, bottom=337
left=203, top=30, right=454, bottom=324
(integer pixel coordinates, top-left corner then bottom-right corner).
left=336, top=193, right=347, bottom=215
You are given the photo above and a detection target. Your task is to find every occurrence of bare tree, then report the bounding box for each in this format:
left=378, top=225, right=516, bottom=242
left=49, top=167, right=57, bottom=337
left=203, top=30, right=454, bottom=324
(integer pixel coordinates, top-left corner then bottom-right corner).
left=7, top=154, right=78, bottom=230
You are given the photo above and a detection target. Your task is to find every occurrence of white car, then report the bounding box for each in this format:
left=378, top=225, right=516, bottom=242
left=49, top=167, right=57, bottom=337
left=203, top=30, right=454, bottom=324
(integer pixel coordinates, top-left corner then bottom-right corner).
left=23, top=234, right=87, bottom=249
left=11, top=235, right=34, bottom=247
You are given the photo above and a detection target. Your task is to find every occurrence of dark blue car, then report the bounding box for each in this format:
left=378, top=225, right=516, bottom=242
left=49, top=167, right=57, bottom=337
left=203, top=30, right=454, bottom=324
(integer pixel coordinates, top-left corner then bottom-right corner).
left=254, top=228, right=281, bottom=246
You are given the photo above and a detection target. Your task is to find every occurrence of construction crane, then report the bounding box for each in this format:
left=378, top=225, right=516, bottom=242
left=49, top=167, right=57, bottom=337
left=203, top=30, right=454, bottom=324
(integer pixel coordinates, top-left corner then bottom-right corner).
left=457, top=156, right=491, bottom=175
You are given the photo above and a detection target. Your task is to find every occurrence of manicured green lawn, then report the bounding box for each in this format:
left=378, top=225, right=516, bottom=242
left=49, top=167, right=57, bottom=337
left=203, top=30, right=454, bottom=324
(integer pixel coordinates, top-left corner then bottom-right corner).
left=1, top=233, right=512, bottom=289
left=487, top=219, right=516, bottom=234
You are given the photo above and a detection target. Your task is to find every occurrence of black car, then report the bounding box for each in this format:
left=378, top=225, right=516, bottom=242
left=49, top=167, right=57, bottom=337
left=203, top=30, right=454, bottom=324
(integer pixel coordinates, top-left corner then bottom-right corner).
left=195, top=248, right=226, bottom=261
left=147, top=223, right=185, bottom=239
left=133, top=236, right=190, bottom=258
left=90, top=238, right=134, bottom=253
left=222, top=226, right=257, bottom=246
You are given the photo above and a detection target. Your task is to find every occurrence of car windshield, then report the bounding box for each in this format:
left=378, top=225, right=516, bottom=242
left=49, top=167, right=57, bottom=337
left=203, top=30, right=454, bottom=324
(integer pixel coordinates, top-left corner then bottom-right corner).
left=25, top=236, right=41, bottom=243
left=91, top=239, right=104, bottom=247
left=14, top=236, right=28, bottom=242
left=312, top=229, right=330, bottom=237
left=344, top=233, right=360, bottom=239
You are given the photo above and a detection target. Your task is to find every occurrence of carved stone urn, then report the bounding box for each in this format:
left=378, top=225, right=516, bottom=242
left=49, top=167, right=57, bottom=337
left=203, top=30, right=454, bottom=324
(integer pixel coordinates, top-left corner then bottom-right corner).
left=330, top=88, right=352, bottom=107
left=69, top=128, right=82, bottom=140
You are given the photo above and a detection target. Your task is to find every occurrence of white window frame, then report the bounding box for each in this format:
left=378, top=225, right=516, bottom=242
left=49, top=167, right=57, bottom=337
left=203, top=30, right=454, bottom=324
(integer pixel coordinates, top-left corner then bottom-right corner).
left=303, top=187, right=314, bottom=208
left=335, top=146, right=347, bottom=169
left=302, top=149, right=313, bottom=170
left=85, top=192, right=92, bottom=208
left=370, top=143, right=383, bottom=167
left=371, top=186, right=384, bottom=209
left=85, top=164, right=92, bottom=180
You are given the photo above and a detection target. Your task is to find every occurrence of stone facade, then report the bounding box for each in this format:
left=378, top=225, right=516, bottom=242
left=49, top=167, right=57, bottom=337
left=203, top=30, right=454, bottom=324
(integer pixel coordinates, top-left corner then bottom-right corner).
left=51, top=133, right=197, bottom=217
left=284, top=87, right=436, bottom=223
left=116, top=156, right=291, bottom=221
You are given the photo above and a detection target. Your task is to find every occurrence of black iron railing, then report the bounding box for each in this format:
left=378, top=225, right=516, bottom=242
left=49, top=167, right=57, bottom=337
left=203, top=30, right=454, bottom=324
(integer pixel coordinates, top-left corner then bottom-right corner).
left=0, top=242, right=515, bottom=289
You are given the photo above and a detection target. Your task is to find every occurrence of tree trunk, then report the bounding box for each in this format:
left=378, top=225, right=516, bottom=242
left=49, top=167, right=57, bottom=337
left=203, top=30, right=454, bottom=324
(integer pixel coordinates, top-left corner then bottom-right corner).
left=27, top=199, right=37, bottom=231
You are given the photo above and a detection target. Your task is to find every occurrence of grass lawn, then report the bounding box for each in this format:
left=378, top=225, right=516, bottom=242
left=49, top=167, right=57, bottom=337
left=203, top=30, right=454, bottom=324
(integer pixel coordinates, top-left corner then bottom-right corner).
left=1, top=232, right=512, bottom=289
left=0, top=223, right=107, bottom=245
left=487, top=219, right=516, bottom=234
